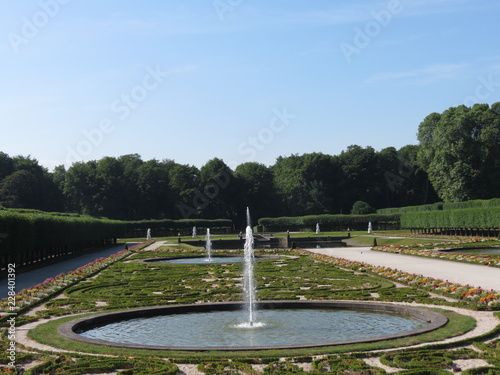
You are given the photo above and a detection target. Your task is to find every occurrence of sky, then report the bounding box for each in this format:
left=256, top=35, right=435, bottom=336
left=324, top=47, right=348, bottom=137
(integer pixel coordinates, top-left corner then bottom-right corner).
left=1, top=0, right=500, bottom=172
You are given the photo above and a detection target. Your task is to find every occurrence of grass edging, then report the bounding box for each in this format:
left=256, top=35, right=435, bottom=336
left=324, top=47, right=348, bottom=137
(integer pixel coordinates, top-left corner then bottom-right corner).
left=28, top=307, right=476, bottom=361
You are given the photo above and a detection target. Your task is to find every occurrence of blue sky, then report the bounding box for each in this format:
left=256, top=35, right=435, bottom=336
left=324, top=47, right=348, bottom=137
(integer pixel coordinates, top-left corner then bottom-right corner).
left=1, top=0, right=500, bottom=171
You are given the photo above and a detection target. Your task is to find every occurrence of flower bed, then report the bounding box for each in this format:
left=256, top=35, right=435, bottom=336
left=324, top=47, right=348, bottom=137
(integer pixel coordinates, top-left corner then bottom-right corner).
left=372, top=236, right=500, bottom=268
left=0, top=241, right=153, bottom=318
left=300, top=250, right=500, bottom=310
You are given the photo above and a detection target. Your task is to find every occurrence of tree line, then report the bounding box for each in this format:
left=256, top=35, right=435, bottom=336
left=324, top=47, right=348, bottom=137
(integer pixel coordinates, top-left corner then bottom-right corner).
left=0, top=147, right=437, bottom=224
left=1, top=102, right=498, bottom=223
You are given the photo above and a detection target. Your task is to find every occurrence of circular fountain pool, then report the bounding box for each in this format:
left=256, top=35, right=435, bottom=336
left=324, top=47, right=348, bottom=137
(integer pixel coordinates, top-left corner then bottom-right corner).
left=59, top=301, right=447, bottom=351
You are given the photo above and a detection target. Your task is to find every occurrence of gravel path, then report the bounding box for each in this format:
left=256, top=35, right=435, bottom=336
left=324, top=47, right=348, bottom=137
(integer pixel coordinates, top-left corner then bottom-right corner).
left=307, top=247, right=500, bottom=292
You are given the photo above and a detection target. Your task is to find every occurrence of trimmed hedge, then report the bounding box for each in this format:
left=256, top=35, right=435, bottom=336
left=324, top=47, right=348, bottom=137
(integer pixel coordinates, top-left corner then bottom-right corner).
left=377, top=198, right=500, bottom=215
left=0, top=209, right=126, bottom=267
left=124, top=218, right=233, bottom=237
left=312, top=354, right=385, bottom=374
left=377, top=203, right=444, bottom=215
left=25, top=355, right=178, bottom=375
left=393, top=370, right=454, bottom=375
left=462, top=368, right=500, bottom=375
left=401, top=207, right=500, bottom=230
left=258, top=214, right=400, bottom=231
left=443, top=198, right=500, bottom=211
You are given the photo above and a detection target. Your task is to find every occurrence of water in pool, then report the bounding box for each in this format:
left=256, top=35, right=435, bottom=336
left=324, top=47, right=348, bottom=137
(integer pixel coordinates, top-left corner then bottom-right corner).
left=80, top=308, right=425, bottom=348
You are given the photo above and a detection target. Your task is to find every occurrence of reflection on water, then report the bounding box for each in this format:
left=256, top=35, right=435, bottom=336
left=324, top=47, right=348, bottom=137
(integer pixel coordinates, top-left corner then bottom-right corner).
left=80, top=308, right=425, bottom=348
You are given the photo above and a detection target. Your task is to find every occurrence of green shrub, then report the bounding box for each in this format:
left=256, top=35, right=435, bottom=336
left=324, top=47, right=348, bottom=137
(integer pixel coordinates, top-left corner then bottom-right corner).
left=393, top=370, right=452, bottom=375
left=401, top=206, right=500, bottom=229
left=462, top=368, right=500, bottom=375
left=312, top=354, right=384, bottom=374
left=352, top=201, right=376, bottom=215
left=24, top=356, right=178, bottom=375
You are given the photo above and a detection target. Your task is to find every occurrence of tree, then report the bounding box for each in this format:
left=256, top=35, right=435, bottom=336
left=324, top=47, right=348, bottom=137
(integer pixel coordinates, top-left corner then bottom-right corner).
left=199, top=158, right=236, bottom=219
left=336, top=145, right=379, bottom=212
left=272, top=154, right=309, bottom=216
left=62, top=161, right=102, bottom=216
left=0, top=152, right=14, bottom=181
left=396, top=145, right=439, bottom=206
left=95, top=157, right=126, bottom=219
left=169, top=164, right=200, bottom=219
left=351, top=200, right=375, bottom=215
left=0, top=155, right=61, bottom=211
left=135, top=159, right=172, bottom=219
left=417, top=103, right=500, bottom=202
left=0, top=170, right=40, bottom=208
left=118, top=154, right=143, bottom=219
left=234, top=162, right=276, bottom=223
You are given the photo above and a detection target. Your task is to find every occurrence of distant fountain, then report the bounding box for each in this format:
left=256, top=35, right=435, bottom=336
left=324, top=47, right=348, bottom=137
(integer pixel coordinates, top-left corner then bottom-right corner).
left=316, top=223, right=320, bottom=234
left=205, top=229, right=212, bottom=261
left=192, top=226, right=197, bottom=238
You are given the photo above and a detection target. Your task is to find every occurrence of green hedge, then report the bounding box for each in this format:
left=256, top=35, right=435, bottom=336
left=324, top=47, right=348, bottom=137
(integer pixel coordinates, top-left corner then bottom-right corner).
left=124, top=218, right=233, bottom=237
left=377, top=203, right=444, bottom=215
left=401, top=206, right=500, bottom=229
left=442, top=198, right=500, bottom=210
left=25, top=355, right=179, bottom=375
left=0, top=210, right=126, bottom=266
left=258, top=214, right=400, bottom=231
left=462, top=367, right=500, bottom=375
left=377, top=198, right=500, bottom=215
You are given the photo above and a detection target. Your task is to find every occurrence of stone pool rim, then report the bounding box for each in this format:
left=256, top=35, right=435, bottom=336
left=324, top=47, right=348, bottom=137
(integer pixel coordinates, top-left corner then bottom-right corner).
left=58, top=301, right=448, bottom=351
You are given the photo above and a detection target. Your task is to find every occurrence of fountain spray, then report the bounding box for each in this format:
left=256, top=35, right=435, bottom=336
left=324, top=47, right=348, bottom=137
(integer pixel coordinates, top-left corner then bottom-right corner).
left=205, top=228, right=212, bottom=261
left=243, top=207, right=256, bottom=326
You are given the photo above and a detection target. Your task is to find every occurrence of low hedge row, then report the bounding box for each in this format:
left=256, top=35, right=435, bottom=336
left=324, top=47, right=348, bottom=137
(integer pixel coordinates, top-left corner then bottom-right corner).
left=258, top=213, right=400, bottom=231
left=380, top=349, right=481, bottom=370
left=462, top=367, right=500, bottom=375
left=124, top=218, right=233, bottom=237
left=312, top=354, right=385, bottom=374
left=401, top=207, right=500, bottom=230
left=25, top=355, right=178, bottom=375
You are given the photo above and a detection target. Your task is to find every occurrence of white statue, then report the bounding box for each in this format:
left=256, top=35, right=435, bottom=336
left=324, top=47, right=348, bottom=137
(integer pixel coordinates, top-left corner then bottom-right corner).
left=146, top=228, right=151, bottom=240
left=368, top=222, right=372, bottom=234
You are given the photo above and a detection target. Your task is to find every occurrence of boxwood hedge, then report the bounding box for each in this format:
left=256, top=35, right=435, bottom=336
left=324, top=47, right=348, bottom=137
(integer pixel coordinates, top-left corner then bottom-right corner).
left=258, top=214, right=400, bottom=232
